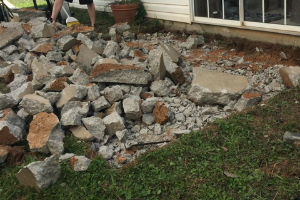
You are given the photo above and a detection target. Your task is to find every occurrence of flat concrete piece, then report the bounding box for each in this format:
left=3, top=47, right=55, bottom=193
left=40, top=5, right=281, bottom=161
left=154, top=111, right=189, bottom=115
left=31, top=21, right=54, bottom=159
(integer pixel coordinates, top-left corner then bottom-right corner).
left=160, top=44, right=181, bottom=63
left=0, top=28, right=23, bottom=49
left=192, top=67, right=248, bottom=93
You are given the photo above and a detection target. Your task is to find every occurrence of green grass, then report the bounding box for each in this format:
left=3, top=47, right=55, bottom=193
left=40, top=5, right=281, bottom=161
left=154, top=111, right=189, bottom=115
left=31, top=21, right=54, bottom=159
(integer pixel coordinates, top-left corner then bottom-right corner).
left=0, top=78, right=10, bottom=94
left=7, top=0, right=47, bottom=9
left=1, top=87, right=300, bottom=199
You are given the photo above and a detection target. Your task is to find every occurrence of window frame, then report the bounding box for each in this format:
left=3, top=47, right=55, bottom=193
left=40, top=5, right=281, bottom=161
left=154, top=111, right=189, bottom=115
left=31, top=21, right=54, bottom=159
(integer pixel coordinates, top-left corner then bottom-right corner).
left=191, top=0, right=300, bottom=33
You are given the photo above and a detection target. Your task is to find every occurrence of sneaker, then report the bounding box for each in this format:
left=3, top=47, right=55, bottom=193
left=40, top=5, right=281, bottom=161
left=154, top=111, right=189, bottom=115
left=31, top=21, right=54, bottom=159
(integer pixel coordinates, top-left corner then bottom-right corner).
left=93, top=24, right=100, bottom=32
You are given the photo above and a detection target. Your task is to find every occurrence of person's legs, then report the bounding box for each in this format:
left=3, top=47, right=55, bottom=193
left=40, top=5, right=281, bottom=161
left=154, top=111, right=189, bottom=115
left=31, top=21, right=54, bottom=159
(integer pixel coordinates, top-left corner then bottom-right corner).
left=87, top=3, right=95, bottom=26
left=51, top=0, right=64, bottom=22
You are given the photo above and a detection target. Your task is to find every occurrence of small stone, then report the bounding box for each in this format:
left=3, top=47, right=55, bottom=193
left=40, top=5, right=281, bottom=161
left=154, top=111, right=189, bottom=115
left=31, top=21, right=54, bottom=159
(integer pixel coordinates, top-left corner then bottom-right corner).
left=56, top=85, right=88, bottom=109
left=150, top=80, right=170, bottom=97
left=91, top=96, right=111, bottom=112
left=123, top=96, right=142, bottom=121
left=104, top=85, right=123, bottom=104
left=98, top=146, right=114, bottom=160
left=141, top=97, right=159, bottom=113
left=103, top=112, right=125, bottom=138
left=153, top=102, right=169, bottom=125
left=116, top=129, right=129, bottom=143
left=142, top=114, right=155, bottom=125
left=68, top=68, right=89, bottom=85
left=70, top=156, right=91, bottom=172
left=82, top=117, right=106, bottom=141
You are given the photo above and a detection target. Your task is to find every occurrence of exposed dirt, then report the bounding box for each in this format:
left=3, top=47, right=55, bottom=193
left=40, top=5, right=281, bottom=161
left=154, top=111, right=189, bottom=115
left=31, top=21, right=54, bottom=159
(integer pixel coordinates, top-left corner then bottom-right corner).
left=184, top=34, right=300, bottom=71
left=90, top=64, right=141, bottom=78
left=57, top=61, right=69, bottom=66
left=68, top=24, right=94, bottom=34
left=35, top=43, right=52, bottom=54
left=242, top=91, right=262, bottom=99
left=140, top=92, right=153, bottom=100
left=21, top=23, right=32, bottom=33
left=0, top=126, right=19, bottom=145
left=69, top=156, right=78, bottom=170
left=5, top=146, right=26, bottom=166
left=49, top=77, right=67, bottom=91
left=261, top=160, right=300, bottom=178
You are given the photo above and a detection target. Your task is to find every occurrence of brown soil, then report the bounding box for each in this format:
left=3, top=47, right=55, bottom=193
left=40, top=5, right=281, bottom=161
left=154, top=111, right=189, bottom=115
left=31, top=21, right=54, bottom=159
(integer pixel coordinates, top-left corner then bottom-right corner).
left=26, top=74, right=33, bottom=82
left=126, top=41, right=139, bottom=48
left=114, top=152, right=127, bottom=164
left=68, top=24, right=94, bottom=34
left=242, top=92, right=262, bottom=99
left=0, top=108, right=13, bottom=121
left=0, top=126, right=19, bottom=145
left=21, top=23, right=32, bottom=33
left=1, top=69, right=14, bottom=84
left=72, top=43, right=82, bottom=54
left=140, top=92, right=153, bottom=100
left=0, top=145, right=10, bottom=157
left=90, top=64, right=141, bottom=78
left=0, top=26, right=5, bottom=34
left=35, top=43, right=52, bottom=54
left=27, top=112, right=59, bottom=149
left=51, top=31, right=68, bottom=39
left=153, top=102, right=169, bottom=125
left=5, top=146, right=26, bottom=166
left=57, top=61, right=69, bottom=66
left=124, top=146, right=138, bottom=155
left=184, top=35, right=300, bottom=70
left=49, top=77, right=67, bottom=91
left=261, top=160, right=300, bottom=178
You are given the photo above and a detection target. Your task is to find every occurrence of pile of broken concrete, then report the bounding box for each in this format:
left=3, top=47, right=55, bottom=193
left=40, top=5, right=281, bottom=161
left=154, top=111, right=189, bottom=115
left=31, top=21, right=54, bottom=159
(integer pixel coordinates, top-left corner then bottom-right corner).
left=1, top=17, right=300, bottom=190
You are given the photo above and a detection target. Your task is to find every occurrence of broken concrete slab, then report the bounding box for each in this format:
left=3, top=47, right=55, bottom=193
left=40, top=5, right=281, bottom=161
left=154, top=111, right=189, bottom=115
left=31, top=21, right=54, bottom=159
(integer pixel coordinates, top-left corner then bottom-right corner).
left=70, top=156, right=91, bottom=172
left=86, top=84, right=100, bottom=101
left=90, top=64, right=153, bottom=85
left=16, top=155, right=61, bottom=191
left=61, top=101, right=90, bottom=126
left=56, top=85, right=87, bottom=109
left=31, top=23, right=55, bottom=38
left=0, top=94, right=18, bottom=110
left=103, top=112, right=125, bottom=138
left=77, top=44, right=99, bottom=65
left=105, top=102, right=123, bottom=116
left=150, top=80, right=170, bottom=97
left=148, top=49, right=166, bottom=80
left=82, top=117, right=106, bottom=141
left=35, top=91, right=61, bottom=105
left=91, top=96, right=111, bottom=112
left=57, top=35, right=77, bottom=51
left=44, top=77, right=68, bottom=92
left=68, top=68, right=89, bottom=85
left=279, top=66, right=300, bottom=88
left=141, top=97, right=159, bottom=113
left=70, top=126, right=94, bottom=141
left=31, top=43, right=52, bottom=54
left=0, top=108, right=26, bottom=134
left=103, top=41, right=119, bottom=58
left=27, top=112, right=64, bottom=155
left=104, top=85, right=123, bottom=104
left=234, top=91, right=262, bottom=111
left=123, top=96, right=142, bottom=121
left=160, top=44, right=181, bottom=63
left=188, top=67, right=248, bottom=106
left=153, top=102, right=170, bottom=125
left=10, top=82, right=35, bottom=102
left=19, top=94, right=53, bottom=115
left=0, top=28, right=23, bottom=50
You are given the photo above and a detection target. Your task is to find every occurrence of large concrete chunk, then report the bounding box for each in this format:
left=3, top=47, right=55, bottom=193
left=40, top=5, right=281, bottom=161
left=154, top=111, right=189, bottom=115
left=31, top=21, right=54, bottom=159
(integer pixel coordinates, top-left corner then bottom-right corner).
left=103, top=41, right=119, bottom=58
left=76, top=44, right=99, bottom=69
left=31, top=59, right=53, bottom=86
left=90, top=64, right=153, bottom=85
left=16, top=155, right=61, bottom=191
left=188, top=68, right=248, bottom=106
left=148, top=49, right=166, bottom=80
left=0, top=94, right=18, bottom=110
left=91, top=96, right=111, bottom=112
left=27, top=112, right=64, bottom=155
left=82, top=117, right=106, bottom=141
left=31, top=43, right=52, bottom=54
left=86, top=84, right=100, bottom=101
left=68, top=68, right=89, bottom=85
left=57, top=35, right=77, bottom=51
left=56, top=85, right=87, bottom=109
left=103, top=112, right=125, bottom=138
left=61, top=101, right=89, bottom=126
left=31, top=23, right=55, bottom=38
left=234, top=91, right=262, bottom=112
left=70, top=126, right=94, bottom=141
left=0, top=108, right=26, bottom=134
left=0, top=28, right=23, bottom=49
left=160, top=44, right=181, bottom=63
left=141, top=97, right=159, bottom=113
left=19, top=94, right=53, bottom=115
left=104, top=85, right=123, bottom=104
left=279, top=66, right=300, bottom=88
left=123, top=97, right=142, bottom=121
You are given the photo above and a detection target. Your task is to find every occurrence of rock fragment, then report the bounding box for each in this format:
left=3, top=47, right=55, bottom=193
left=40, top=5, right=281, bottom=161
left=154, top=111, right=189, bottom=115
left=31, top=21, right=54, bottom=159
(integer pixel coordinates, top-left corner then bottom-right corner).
left=56, top=85, right=87, bottom=109
left=103, top=112, right=125, bottom=138
left=70, top=126, right=94, bottom=141
left=82, top=117, right=106, bottom=141
left=153, top=102, right=169, bottom=124
left=279, top=66, right=300, bottom=88
left=123, top=96, right=142, bottom=121
left=16, top=155, right=61, bottom=191
left=148, top=49, right=166, bottom=80
left=70, top=156, right=91, bottom=171
left=19, top=94, right=53, bottom=115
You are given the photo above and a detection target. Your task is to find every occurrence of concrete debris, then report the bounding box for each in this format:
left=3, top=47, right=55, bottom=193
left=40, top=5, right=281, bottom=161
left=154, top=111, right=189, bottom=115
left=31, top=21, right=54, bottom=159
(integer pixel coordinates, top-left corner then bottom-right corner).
left=123, top=96, right=142, bottom=121
left=103, top=112, right=125, bottom=138
left=283, top=131, right=300, bottom=145
left=60, top=101, right=89, bottom=126
left=57, top=35, right=77, bottom=51
left=0, top=145, right=10, bottom=163
left=279, top=66, right=300, bottom=88
left=70, top=156, right=91, bottom=172
left=19, top=94, right=53, bottom=115
left=16, top=155, right=61, bottom=191
left=56, top=85, right=87, bottom=109
left=82, top=117, right=106, bottom=141
left=0, top=28, right=23, bottom=49
left=70, top=126, right=94, bottom=141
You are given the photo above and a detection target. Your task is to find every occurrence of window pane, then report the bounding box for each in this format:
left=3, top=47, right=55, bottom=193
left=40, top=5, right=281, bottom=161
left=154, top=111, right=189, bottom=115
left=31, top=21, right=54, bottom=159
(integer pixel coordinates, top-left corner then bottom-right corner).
left=244, top=0, right=263, bottom=22
left=287, top=0, right=300, bottom=26
left=225, top=0, right=239, bottom=20
left=195, top=0, right=208, bottom=17
left=209, top=0, right=223, bottom=19
left=265, top=0, right=284, bottom=24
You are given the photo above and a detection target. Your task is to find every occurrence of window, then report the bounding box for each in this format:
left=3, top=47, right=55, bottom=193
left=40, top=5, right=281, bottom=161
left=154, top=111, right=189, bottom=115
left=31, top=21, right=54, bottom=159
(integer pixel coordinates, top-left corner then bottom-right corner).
left=193, top=0, right=300, bottom=31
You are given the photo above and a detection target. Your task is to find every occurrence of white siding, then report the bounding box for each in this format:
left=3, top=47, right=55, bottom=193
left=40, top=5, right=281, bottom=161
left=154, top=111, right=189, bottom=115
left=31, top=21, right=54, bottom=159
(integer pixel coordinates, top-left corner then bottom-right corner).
left=70, top=0, right=191, bottom=23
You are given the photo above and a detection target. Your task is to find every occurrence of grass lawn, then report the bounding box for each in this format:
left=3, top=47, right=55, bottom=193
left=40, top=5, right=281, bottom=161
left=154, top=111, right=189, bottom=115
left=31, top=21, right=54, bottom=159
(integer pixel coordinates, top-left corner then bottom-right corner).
left=1, top=87, right=300, bottom=199
left=7, top=0, right=47, bottom=9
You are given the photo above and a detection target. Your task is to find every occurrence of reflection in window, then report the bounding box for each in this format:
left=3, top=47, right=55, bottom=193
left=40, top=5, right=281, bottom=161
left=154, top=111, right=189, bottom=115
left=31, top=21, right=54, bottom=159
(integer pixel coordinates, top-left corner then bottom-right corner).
left=194, top=0, right=239, bottom=20
left=288, top=0, right=300, bottom=26
left=225, top=0, right=239, bottom=20
left=265, top=0, right=284, bottom=24
left=244, top=0, right=263, bottom=22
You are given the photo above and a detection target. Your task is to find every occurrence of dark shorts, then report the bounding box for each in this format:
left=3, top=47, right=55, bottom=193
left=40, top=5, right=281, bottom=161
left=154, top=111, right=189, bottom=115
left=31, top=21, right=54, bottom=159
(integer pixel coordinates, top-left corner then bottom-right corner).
left=65, top=0, right=93, bottom=5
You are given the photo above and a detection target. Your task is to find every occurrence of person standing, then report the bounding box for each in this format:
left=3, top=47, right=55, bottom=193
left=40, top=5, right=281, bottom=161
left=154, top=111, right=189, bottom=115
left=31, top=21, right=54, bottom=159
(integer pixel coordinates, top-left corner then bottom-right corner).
left=50, top=0, right=96, bottom=27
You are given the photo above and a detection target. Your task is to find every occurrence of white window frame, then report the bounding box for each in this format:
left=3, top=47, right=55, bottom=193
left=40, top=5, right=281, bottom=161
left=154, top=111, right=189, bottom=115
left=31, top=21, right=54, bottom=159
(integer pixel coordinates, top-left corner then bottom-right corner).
left=191, top=0, right=300, bottom=33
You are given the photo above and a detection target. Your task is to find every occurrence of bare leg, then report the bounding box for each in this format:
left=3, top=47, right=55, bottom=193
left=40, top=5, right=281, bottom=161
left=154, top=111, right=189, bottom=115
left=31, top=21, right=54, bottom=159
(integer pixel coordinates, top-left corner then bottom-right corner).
left=87, top=3, right=96, bottom=26
left=51, top=0, right=64, bottom=22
